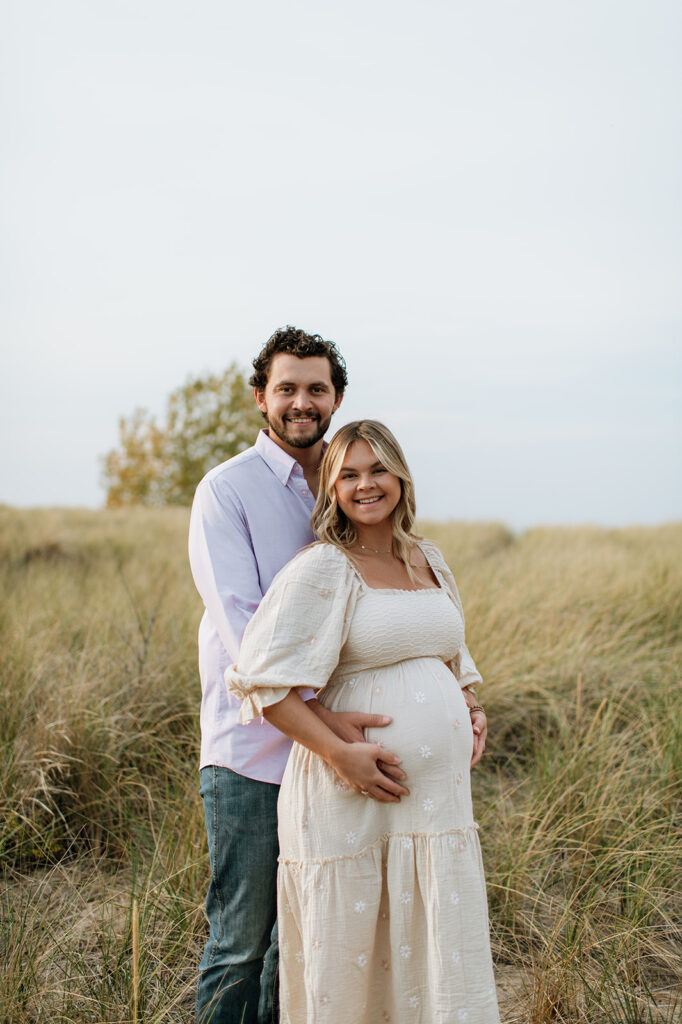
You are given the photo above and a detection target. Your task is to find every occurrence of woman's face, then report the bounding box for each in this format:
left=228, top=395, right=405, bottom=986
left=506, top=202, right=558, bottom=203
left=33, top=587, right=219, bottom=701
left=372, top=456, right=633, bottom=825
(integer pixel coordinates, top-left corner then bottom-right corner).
left=334, top=440, right=402, bottom=529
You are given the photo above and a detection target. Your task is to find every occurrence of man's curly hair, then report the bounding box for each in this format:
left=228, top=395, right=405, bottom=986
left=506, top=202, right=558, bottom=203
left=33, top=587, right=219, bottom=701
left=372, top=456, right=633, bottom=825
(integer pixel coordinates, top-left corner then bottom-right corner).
left=249, top=326, right=348, bottom=397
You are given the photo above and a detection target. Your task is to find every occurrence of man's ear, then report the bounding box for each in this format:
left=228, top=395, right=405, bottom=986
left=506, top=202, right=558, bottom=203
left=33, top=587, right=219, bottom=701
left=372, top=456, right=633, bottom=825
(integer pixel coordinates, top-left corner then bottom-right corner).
left=332, top=391, right=344, bottom=413
left=254, top=387, right=267, bottom=414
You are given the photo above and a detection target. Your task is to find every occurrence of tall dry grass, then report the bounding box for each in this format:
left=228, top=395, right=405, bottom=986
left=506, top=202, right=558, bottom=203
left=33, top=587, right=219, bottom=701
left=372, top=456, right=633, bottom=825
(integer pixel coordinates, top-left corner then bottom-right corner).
left=1, top=506, right=680, bottom=1023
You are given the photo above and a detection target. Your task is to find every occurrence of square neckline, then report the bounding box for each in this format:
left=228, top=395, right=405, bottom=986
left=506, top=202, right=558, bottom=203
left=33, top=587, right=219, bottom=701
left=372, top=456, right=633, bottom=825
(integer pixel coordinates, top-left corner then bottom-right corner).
left=341, top=541, right=445, bottom=593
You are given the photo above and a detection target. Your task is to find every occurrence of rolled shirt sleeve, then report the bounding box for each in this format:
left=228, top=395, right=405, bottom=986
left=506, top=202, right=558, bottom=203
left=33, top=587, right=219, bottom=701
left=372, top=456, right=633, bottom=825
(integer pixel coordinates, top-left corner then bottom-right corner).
left=226, top=545, right=360, bottom=723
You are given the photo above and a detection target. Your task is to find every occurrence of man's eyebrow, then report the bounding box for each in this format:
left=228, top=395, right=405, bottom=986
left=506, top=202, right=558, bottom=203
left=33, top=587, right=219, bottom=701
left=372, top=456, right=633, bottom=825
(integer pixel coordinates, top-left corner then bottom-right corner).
left=273, top=379, right=330, bottom=388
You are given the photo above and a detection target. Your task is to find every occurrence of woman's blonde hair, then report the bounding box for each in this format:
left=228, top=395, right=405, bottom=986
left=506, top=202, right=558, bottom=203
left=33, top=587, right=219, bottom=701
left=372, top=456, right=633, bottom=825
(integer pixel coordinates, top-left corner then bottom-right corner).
left=311, top=420, right=420, bottom=573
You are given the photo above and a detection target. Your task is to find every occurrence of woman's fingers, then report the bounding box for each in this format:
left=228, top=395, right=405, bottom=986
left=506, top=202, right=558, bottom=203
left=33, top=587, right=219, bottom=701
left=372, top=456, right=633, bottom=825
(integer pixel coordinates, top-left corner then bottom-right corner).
left=331, top=742, right=409, bottom=799
left=469, top=712, right=487, bottom=767
left=377, top=759, right=407, bottom=782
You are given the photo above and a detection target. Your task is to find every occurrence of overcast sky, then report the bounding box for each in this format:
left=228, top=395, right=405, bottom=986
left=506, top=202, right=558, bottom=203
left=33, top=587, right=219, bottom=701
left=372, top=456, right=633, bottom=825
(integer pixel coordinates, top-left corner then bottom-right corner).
left=2, top=0, right=680, bottom=528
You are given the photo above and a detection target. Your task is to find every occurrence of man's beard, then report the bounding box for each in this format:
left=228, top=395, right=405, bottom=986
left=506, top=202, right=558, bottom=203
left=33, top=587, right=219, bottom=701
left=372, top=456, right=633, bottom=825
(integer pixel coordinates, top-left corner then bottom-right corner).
left=267, top=412, right=331, bottom=449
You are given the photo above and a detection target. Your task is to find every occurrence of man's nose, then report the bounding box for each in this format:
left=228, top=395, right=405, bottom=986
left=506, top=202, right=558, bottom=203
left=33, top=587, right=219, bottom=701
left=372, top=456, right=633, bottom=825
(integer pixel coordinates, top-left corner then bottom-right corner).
left=291, top=391, right=314, bottom=411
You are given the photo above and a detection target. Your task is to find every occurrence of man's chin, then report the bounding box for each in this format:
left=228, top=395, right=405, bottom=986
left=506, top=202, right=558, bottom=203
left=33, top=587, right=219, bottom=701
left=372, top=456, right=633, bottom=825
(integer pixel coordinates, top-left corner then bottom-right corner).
left=269, top=421, right=327, bottom=449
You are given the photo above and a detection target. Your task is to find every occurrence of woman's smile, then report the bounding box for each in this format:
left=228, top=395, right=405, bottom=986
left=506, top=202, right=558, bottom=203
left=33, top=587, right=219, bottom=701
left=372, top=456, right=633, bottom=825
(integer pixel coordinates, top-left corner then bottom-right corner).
left=334, top=440, right=402, bottom=528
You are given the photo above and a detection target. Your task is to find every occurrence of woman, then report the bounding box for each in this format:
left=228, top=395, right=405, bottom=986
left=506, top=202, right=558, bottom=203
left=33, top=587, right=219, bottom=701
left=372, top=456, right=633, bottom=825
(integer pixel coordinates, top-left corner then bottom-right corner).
left=228, top=421, right=499, bottom=1024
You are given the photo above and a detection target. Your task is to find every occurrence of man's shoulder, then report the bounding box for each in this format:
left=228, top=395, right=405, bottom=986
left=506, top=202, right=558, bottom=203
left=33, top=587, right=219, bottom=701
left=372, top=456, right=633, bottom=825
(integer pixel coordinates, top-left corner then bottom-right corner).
left=197, top=445, right=269, bottom=493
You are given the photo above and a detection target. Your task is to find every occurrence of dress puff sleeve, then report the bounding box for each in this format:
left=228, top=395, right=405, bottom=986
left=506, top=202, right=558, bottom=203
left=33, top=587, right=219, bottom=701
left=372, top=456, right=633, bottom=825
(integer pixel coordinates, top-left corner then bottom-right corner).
left=226, top=543, right=361, bottom=724
left=420, top=540, right=483, bottom=690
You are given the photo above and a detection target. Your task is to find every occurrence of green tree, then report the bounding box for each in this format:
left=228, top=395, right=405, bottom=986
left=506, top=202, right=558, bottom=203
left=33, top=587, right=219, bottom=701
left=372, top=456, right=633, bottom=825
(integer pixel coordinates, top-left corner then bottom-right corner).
left=102, top=364, right=263, bottom=507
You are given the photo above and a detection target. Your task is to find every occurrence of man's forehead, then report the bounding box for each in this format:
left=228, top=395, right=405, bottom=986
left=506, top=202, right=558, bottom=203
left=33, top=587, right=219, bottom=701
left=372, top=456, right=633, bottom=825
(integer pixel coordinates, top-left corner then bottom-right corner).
left=267, top=352, right=333, bottom=385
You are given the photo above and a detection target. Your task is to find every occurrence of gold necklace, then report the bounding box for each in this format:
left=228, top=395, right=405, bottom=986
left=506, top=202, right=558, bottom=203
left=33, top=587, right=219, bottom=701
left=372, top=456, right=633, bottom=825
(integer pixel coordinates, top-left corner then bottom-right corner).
left=357, top=544, right=427, bottom=571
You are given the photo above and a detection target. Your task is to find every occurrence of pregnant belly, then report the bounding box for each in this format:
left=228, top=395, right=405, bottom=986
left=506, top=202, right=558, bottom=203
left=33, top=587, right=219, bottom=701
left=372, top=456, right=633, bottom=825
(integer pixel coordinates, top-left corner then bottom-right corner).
left=320, top=656, right=474, bottom=780
left=279, top=657, right=477, bottom=862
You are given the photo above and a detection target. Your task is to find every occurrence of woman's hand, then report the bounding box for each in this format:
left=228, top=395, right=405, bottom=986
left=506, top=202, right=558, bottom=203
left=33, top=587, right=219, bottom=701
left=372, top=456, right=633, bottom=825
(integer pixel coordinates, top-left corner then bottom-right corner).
left=307, top=701, right=408, bottom=785
left=329, top=741, right=410, bottom=803
left=470, top=710, right=487, bottom=767
left=263, top=691, right=408, bottom=801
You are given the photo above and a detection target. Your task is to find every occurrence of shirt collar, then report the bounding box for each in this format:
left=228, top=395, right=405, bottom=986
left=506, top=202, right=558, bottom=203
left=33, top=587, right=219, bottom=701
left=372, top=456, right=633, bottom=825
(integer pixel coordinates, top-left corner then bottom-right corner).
left=255, top=429, right=328, bottom=486
left=255, top=429, right=303, bottom=485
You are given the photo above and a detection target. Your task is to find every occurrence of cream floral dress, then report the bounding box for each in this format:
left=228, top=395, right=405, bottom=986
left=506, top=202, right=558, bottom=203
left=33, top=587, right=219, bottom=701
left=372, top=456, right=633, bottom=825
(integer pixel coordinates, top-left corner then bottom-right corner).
left=228, top=541, right=500, bottom=1024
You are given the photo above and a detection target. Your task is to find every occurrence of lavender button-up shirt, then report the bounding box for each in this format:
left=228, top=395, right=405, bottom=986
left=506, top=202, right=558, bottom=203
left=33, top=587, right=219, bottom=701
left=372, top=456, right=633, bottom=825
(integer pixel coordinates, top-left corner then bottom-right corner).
left=188, top=430, right=318, bottom=782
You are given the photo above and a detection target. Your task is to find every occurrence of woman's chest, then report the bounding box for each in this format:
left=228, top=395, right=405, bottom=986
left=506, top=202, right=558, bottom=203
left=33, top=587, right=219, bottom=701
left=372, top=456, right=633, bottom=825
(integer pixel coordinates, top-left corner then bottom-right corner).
left=340, top=587, right=464, bottom=668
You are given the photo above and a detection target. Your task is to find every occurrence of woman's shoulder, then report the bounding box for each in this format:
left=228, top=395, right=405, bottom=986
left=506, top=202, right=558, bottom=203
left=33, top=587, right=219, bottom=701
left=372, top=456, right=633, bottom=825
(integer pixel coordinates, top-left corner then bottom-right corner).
left=279, top=541, right=353, bottom=581
left=416, top=538, right=450, bottom=570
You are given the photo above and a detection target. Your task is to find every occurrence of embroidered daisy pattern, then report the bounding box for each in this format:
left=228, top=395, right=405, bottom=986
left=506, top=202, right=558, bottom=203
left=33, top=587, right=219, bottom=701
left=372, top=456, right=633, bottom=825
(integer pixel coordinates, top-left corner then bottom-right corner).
left=295, top=951, right=304, bottom=964
left=399, top=890, right=412, bottom=904
left=409, top=995, right=421, bottom=1009
left=419, top=744, right=432, bottom=759
left=356, top=953, right=368, bottom=967
left=400, top=944, right=412, bottom=959
left=458, top=1011, right=469, bottom=1021
left=354, top=900, right=366, bottom=914
left=413, top=691, right=426, bottom=703
left=451, top=951, right=462, bottom=964
left=312, top=938, right=323, bottom=950
left=401, top=836, right=414, bottom=849
left=455, top=771, right=463, bottom=785
left=450, top=890, right=461, bottom=905
left=345, top=831, right=358, bottom=846
left=422, top=797, right=435, bottom=812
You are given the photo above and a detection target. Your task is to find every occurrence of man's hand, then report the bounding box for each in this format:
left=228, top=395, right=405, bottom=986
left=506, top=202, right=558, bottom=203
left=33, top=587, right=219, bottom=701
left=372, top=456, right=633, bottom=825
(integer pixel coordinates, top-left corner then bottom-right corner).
left=307, top=700, right=408, bottom=786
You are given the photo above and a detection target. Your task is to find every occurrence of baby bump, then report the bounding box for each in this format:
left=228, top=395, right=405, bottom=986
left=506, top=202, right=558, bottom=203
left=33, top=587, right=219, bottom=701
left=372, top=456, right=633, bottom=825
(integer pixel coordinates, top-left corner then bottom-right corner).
left=280, top=658, right=477, bottom=862
left=322, top=657, right=474, bottom=780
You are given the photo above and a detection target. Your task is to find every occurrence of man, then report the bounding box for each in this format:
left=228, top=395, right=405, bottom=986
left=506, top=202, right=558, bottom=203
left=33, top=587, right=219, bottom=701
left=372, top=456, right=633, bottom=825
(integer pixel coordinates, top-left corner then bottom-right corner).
left=188, top=327, right=406, bottom=1024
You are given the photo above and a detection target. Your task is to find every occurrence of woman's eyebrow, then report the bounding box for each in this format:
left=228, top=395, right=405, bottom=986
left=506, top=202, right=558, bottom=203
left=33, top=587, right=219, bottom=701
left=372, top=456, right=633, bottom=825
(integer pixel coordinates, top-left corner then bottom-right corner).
left=340, top=461, right=383, bottom=472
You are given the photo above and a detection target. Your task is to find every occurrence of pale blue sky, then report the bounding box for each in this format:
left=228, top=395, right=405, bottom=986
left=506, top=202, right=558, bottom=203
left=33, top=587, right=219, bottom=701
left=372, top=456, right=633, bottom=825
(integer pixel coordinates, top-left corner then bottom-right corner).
left=2, top=0, right=680, bottom=527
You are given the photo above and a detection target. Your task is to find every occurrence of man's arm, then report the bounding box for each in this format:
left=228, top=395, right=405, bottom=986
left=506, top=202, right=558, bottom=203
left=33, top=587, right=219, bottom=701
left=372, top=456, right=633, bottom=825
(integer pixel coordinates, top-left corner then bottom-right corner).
left=188, top=475, right=263, bottom=659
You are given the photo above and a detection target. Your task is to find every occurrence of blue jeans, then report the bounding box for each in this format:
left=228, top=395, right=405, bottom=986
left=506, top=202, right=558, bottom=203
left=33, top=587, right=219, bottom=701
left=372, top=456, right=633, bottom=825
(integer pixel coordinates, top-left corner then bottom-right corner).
left=195, top=766, right=280, bottom=1024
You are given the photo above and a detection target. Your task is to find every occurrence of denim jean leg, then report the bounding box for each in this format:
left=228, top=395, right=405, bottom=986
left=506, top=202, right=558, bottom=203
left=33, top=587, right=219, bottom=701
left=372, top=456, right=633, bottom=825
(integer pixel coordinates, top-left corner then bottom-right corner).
left=195, top=766, right=280, bottom=1024
left=259, top=918, right=279, bottom=1024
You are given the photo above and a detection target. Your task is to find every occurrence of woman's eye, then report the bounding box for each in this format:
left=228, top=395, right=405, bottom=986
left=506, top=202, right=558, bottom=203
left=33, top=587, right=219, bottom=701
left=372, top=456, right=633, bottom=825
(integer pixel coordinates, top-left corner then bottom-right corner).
left=374, top=467, right=387, bottom=474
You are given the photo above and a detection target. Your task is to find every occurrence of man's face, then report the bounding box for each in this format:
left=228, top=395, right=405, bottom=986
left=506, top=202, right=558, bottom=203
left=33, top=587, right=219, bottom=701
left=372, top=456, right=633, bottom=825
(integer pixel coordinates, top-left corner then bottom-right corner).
left=255, top=353, right=343, bottom=450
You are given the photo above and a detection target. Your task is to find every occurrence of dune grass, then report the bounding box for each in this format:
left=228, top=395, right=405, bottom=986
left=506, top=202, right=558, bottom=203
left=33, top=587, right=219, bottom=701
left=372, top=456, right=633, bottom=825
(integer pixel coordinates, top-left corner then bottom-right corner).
left=1, top=506, right=680, bottom=1023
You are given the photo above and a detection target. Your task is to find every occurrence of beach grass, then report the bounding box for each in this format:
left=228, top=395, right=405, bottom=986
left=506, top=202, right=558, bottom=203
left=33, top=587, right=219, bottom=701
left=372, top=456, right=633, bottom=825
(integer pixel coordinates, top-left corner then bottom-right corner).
left=1, top=505, right=680, bottom=1022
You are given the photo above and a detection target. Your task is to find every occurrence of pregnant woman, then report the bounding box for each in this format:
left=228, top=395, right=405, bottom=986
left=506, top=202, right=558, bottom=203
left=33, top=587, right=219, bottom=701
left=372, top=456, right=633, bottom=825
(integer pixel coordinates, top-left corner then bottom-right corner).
left=228, top=420, right=500, bottom=1024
